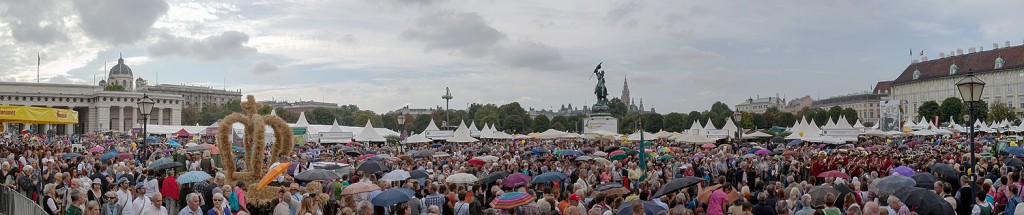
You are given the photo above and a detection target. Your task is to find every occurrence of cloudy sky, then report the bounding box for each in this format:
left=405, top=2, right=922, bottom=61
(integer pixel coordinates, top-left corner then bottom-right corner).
left=2, top=0, right=1023, bottom=114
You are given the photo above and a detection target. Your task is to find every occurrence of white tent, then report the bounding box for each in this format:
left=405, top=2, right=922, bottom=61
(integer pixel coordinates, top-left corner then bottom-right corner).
left=560, top=133, right=582, bottom=139
left=469, top=121, right=481, bottom=137
left=626, top=131, right=657, bottom=141
left=805, top=135, right=844, bottom=144
left=835, top=116, right=854, bottom=129
left=424, top=119, right=441, bottom=133
left=403, top=133, right=433, bottom=144
left=687, top=120, right=703, bottom=135
left=860, top=129, right=890, bottom=137
left=704, top=118, right=718, bottom=130
left=674, top=133, right=716, bottom=144
left=447, top=121, right=479, bottom=143
left=535, top=129, right=566, bottom=139
left=654, top=130, right=674, bottom=139
left=488, top=131, right=515, bottom=139
left=822, top=118, right=837, bottom=129
left=294, top=112, right=310, bottom=128
left=853, top=120, right=865, bottom=129
left=328, top=120, right=343, bottom=132
left=269, top=109, right=277, bottom=116
left=354, top=120, right=387, bottom=142
left=721, top=119, right=739, bottom=133
left=741, top=131, right=773, bottom=139
left=911, top=129, right=939, bottom=136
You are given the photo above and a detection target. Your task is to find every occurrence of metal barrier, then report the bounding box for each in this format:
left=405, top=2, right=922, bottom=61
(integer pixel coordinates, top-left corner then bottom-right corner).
left=0, top=186, right=47, bottom=215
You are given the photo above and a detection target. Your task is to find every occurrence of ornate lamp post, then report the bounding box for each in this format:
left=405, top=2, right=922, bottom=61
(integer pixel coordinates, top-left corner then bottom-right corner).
left=397, top=114, right=406, bottom=152
left=956, top=70, right=985, bottom=196
left=442, top=87, right=453, bottom=130
left=137, top=94, right=155, bottom=154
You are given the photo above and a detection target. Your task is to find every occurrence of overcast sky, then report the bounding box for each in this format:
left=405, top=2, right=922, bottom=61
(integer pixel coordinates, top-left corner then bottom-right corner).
left=2, top=0, right=1023, bottom=113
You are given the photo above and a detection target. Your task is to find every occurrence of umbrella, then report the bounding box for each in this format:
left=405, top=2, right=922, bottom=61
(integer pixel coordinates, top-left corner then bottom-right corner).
left=100, top=152, right=120, bottom=161
left=697, top=185, right=741, bottom=204
left=468, top=158, right=486, bottom=166
left=433, top=152, right=451, bottom=158
left=559, top=150, right=584, bottom=156
left=1006, top=157, right=1024, bottom=168
left=609, top=150, right=625, bottom=156
left=912, top=173, right=937, bottom=189
left=258, top=162, right=291, bottom=190
left=604, top=146, right=620, bottom=152
left=370, top=188, right=415, bottom=206
left=364, top=150, right=377, bottom=154
left=502, top=173, right=532, bottom=188
left=358, top=154, right=377, bottom=161
left=152, top=162, right=182, bottom=171
left=381, top=170, right=411, bottom=181
left=431, top=144, right=442, bottom=148
left=532, top=172, right=568, bottom=184
left=701, top=143, right=716, bottom=149
left=593, top=157, right=612, bottom=166
left=929, top=163, right=959, bottom=181
left=869, top=175, right=915, bottom=199
left=807, top=185, right=840, bottom=207
left=788, top=139, right=803, bottom=146
left=490, top=192, right=535, bottom=209
left=890, top=166, right=914, bottom=176
left=176, top=171, right=213, bottom=184
left=575, top=156, right=594, bottom=161
left=1006, top=146, right=1024, bottom=157
left=440, top=145, right=453, bottom=151
left=593, top=151, right=608, bottom=157
left=345, top=151, right=362, bottom=157
left=314, top=163, right=346, bottom=170
left=754, top=149, right=771, bottom=155
left=893, top=186, right=955, bottom=215
left=657, top=155, right=675, bottom=161
left=480, top=171, right=509, bottom=185
left=341, top=182, right=381, bottom=195
left=148, top=158, right=174, bottom=167
left=475, top=156, right=499, bottom=162
left=600, top=187, right=631, bottom=196
left=445, top=173, right=479, bottom=184
left=415, top=150, right=434, bottom=158
left=89, top=146, right=105, bottom=153
left=410, top=170, right=430, bottom=179
left=118, top=152, right=133, bottom=159
left=610, top=153, right=628, bottom=161
left=356, top=160, right=390, bottom=174
left=186, top=145, right=211, bottom=152
left=596, top=183, right=624, bottom=192
left=63, top=153, right=82, bottom=160
left=296, top=169, right=342, bottom=181
left=652, top=177, right=704, bottom=198
left=817, top=170, right=851, bottom=179
left=531, top=147, right=549, bottom=154
left=616, top=200, right=666, bottom=215
left=833, top=184, right=855, bottom=207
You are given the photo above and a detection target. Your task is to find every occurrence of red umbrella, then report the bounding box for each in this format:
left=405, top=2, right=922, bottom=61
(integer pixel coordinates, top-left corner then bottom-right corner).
left=817, top=170, right=851, bottom=179
left=701, top=143, right=716, bottom=149
left=358, top=154, right=377, bottom=161
left=490, top=192, right=535, bottom=209
left=118, top=153, right=133, bottom=159
left=609, top=150, right=626, bottom=157
left=468, top=158, right=486, bottom=166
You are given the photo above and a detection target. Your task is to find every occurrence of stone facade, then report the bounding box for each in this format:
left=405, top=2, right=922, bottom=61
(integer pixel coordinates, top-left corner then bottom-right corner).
left=0, top=82, right=182, bottom=134
left=811, top=93, right=884, bottom=125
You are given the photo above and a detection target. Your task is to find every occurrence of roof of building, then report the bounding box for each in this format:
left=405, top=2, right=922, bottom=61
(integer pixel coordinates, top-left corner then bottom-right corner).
left=873, top=81, right=892, bottom=94
left=894, top=45, right=1024, bottom=85
left=109, top=56, right=132, bottom=76
left=737, top=97, right=783, bottom=105
left=812, top=93, right=884, bottom=107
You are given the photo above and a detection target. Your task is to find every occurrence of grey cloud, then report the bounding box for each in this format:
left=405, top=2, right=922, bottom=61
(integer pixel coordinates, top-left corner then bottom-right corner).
left=0, top=0, right=69, bottom=45
left=249, top=60, right=281, bottom=75
left=343, top=34, right=356, bottom=44
left=147, top=31, right=257, bottom=60
left=74, top=0, right=168, bottom=44
left=607, top=1, right=642, bottom=27
left=495, top=40, right=572, bottom=71
left=401, top=11, right=507, bottom=57
left=630, top=46, right=722, bottom=67
left=47, top=74, right=79, bottom=84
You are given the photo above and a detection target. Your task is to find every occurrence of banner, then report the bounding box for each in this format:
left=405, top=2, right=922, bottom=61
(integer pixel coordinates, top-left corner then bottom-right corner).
left=319, top=132, right=353, bottom=143
left=879, top=100, right=901, bottom=131
left=0, top=105, right=78, bottom=124
left=425, top=130, right=454, bottom=140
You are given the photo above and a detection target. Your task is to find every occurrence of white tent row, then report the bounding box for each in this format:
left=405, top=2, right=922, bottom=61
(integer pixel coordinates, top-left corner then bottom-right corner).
left=139, top=124, right=208, bottom=135
left=447, top=121, right=479, bottom=143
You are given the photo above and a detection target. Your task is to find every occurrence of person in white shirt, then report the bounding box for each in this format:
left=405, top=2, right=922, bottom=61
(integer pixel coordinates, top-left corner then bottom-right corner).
left=123, top=184, right=152, bottom=215
left=116, top=179, right=133, bottom=206
left=142, top=193, right=169, bottom=215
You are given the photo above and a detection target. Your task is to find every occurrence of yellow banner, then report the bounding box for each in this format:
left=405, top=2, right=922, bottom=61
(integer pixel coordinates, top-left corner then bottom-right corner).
left=0, top=105, right=78, bottom=124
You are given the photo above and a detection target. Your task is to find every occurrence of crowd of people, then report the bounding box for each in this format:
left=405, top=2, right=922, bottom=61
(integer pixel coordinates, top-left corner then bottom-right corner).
left=1, top=131, right=1021, bottom=215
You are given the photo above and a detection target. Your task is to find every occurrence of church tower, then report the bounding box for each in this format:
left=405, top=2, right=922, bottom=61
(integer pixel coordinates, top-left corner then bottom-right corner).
left=620, top=76, right=630, bottom=105
left=106, top=54, right=135, bottom=91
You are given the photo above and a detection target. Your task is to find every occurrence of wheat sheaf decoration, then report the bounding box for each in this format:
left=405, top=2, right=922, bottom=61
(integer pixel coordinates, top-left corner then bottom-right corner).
left=217, top=95, right=295, bottom=183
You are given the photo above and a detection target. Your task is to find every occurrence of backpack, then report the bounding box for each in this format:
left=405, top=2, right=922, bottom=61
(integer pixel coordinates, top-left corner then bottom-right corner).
left=228, top=189, right=240, bottom=211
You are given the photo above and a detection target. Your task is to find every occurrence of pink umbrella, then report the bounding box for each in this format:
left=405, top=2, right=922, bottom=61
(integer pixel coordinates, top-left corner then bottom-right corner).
left=701, top=143, right=716, bottom=149
left=502, top=173, right=532, bottom=188
left=754, top=149, right=771, bottom=156
left=89, top=146, right=105, bottom=153
left=609, top=150, right=626, bottom=157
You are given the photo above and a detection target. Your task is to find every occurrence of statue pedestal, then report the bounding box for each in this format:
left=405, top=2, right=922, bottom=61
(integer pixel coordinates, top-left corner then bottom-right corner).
left=586, top=102, right=617, bottom=133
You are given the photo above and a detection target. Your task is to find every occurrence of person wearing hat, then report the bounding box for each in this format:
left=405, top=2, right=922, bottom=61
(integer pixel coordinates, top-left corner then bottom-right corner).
left=101, top=191, right=121, bottom=215
left=557, top=194, right=582, bottom=214
left=116, top=178, right=132, bottom=206
left=121, top=183, right=150, bottom=215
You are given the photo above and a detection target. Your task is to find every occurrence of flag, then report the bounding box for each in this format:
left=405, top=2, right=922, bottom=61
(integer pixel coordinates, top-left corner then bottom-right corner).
left=910, top=49, right=913, bottom=56
left=919, top=50, right=924, bottom=56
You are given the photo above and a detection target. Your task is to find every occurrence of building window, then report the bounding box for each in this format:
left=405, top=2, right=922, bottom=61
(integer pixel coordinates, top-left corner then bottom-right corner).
left=949, top=64, right=958, bottom=75
left=913, top=70, right=921, bottom=80
left=996, top=57, right=1005, bottom=69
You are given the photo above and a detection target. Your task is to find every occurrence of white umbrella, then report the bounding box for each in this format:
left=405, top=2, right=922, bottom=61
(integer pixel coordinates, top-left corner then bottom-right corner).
left=381, top=170, right=411, bottom=181
left=445, top=173, right=479, bottom=184
left=475, top=156, right=499, bottom=162
left=433, top=152, right=451, bottom=158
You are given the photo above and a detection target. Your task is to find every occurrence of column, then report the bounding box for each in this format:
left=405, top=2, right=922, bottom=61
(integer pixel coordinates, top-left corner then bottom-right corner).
left=123, top=106, right=132, bottom=132
left=96, top=106, right=110, bottom=132
left=171, top=107, right=182, bottom=125
left=157, top=108, right=164, bottom=125
left=127, top=106, right=136, bottom=132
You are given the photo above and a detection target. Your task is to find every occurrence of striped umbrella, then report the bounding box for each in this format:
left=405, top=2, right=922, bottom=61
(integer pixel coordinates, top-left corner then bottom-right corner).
left=490, top=192, right=536, bottom=209
left=176, top=171, right=213, bottom=184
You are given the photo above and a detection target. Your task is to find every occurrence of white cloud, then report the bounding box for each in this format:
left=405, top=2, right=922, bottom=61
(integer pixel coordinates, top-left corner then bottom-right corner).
left=148, top=31, right=257, bottom=60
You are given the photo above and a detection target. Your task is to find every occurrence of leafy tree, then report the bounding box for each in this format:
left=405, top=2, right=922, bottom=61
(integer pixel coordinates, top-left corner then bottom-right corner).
left=940, top=97, right=965, bottom=123
left=502, top=115, right=525, bottom=134
left=550, top=116, right=570, bottom=131
left=566, top=115, right=584, bottom=132
left=379, top=114, right=398, bottom=131
left=662, top=112, right=686, bottom=132
left=472, top=104, right=500, bottom=127
left=103, top=84, right=126, bottom=91
left=778, top=112, right=796, bottom=127
left=641, top=113, right=663, bottom=133
left=533, top=115, right=551, bottom=131
left=685, top=111, right=701, bottom=129
left=989, top=102, right=1019, bottom=124
left=618, top=114, right=637, bottom=133
left=826, top=106, right=844, bottom=123
left=412, top=114, right=434, bottom=133
left=276, top=107, right=299, bottom=123
left=739, top=112, right=755, bottom=129
left=608, top=98, right=628, bottom=118
left=181, top=107, right=201, bottom=125
left=842, top=108, right=858, bottom=125
left=307, top=107, right=337, bottom=125
left=965, top=100, right=988, bottom=123
left=258, top=106, right=272, bottom=115
left=354, top=111, right=382, bottom=127
left=752, top=113, right=768, bottom=129
left=917, top=101, right=940, bottom=120
left=709, top=101, right=733, bottom=127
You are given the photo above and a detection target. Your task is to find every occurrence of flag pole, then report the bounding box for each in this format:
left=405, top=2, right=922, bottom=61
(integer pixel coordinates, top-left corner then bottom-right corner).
left=37, top=52, right=40, bottom=83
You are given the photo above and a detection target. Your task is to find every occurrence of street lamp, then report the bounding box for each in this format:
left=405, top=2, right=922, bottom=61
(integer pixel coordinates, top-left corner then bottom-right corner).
left=442, top=87, right=453, bottom=130
left=137, top=94, right=155, bottom=154
left=956, top=70, right=985, bottom=196
left=397, top=114, right=406, bottom=152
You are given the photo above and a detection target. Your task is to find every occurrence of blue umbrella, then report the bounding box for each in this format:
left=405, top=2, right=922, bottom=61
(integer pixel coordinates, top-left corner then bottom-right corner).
left=100, top=152, right=120, bottom=161
left=788, top=139, right=802, bottom=146
left=364, top=157, right=383, bottom=162
left=370, top=188, right=415, bottom=206
left=176, top=171, right=213, bottom=184
left=62, top=153, right=82, bottom=160
left=1006, top=146, right=1024, bottom=157
left=532, top=147, right=549, bottom=154
left=431, top=144, right=442, bottom=148
left=148, top=158, right=175, bottom=168
left=560, top=150, right=584, bottom=156
left=167, top=140, right=181, bottom=148
left=532, top=172, right=568, bottom=184
left=365, top=150, right=377, bottom=155
left=616, top=200, right=666, bottom=215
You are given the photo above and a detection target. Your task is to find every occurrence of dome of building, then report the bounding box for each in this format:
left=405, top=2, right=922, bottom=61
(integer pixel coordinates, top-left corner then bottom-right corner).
left=98, top=80, right=107, bottom=86
left=109, top=56, right=132, bottom=76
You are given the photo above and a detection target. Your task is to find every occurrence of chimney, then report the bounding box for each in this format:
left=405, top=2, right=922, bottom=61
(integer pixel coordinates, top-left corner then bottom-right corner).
left=950, top=51, right=955, bottom=57
left=939, top=52, right=946, bottom=58
left=994, top=43, right=1000, bottom=49
left=980, top=46, right=984, bottom=51
left=913, top=59, right=920, bottom=64
left=957, top=48, right=963, bottom=55
left=921, top=56, right=927, bottom=61
left=1007, top=41, right=1011, bottom=48
left=969, top=47, right=976, bottom=53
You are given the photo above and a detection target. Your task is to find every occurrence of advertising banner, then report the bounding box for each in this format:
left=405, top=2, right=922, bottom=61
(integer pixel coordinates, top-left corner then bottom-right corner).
left=879, top=100, right=901, bottom=131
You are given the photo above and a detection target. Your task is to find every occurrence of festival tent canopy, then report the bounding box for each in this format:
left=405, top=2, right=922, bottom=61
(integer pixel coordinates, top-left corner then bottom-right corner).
left=561, top=133, right=582, bottom=139
left=403, top=133, right=433, bottom=144
left=741, top=131, right=773, bottom=139
left=687, top=120, right=703, bottom=134
left=674, top=133, right=717, bottom=144
left=0, top=105, right=78, bottom=125
left=535, top=129, right=566, bottom=139
left=860, top=129, right=891, bottom=137
left=721, top=119, right=739, bottom=133
left=423, top=119, right=441, bottom=133
left=703, top=118, right=718, bottom=130
left=804, top=135, right=844, bottom=144
left=269, top=109, right=277, bottom=116
left=354, top=120, right=387, bottom=142
left=294, top=111, right=310, bottom=128
left=822, top=118, right=837, bottom=129
left=329, top=120, right=344, bottom=133
left=654, top=130, right=674, bottom=139
left=447, top=121, right=479, bottom=143
left=834, top=116, right=854, bottom=129
left=626, top=131, right=657, bottom=141
left=910, top=129, right=939, bottom=136
left=469, top=121, right=480, bottom=132
left=853, top=120, right=865, bottom=129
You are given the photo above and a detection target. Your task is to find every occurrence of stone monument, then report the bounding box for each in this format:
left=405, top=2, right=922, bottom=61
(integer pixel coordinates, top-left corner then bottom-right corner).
left=585, top=63, right=618, bottom=133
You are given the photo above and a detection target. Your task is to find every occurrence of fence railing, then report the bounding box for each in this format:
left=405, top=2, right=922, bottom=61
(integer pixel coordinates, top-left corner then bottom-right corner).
left=0, top=186, right=47, bottom=215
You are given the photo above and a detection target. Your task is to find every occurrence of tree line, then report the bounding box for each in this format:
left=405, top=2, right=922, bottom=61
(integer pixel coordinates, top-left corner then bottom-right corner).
left=915, top=97, right=1019, bottom=125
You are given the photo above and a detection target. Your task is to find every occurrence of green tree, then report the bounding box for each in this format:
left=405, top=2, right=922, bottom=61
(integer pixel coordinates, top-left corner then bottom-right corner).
left=842, top=108, right=858, bottom=125
left=103, top=84, right=126, bottom=91
left=965, top=100, right=988, bottom=123
left=354, top=111, right=382, bottom=127
left=989, top=102, right=1019, bottom=124
left=826, top=106, right=844, bottom=123
left=412, top=114, right=434, bottom=133
left=181, top=107, right=201, bottom=125
left=940, top=97, right=965, bottom=123
left=307, top=107, right=337, bottom=125
left=709, top=101, right=733, bottom=127
left=752, top=113, right=768, bottom=129
left=258, top=106, right=272, bottom=115
left=641, top=113, right=663, bottom=133
left=608, top=98, right=628, bottom=118
left=662, top=112, right=686, bottom=132
left=533, top=115, right=551, bottom=131
left=566, top=115, right=584, bottom=132
left=618, top=114, right=637, bottom=133
left=917, top=101, right=940, bottom=120
left=685, top=111, right=701, bottom=129
left=276, top=108, right=299, bottom=123
left=379, top=114, right=398, bottom=130
left=778, top=112, right=796, bottom=127
left=740, top=112, right=755, bottom=129
left=502, top=115, right=525, bottom=134
left=472, top=104, right=500, bottom=127
left=550, top=116, right=570, bottom=131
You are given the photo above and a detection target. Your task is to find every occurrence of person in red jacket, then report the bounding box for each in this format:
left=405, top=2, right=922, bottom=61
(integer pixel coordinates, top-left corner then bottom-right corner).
left=161, top=170, right=180, bottom=213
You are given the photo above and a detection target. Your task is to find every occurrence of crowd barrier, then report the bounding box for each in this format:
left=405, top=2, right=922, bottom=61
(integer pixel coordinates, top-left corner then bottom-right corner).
left=0, top=186, right=47, bottom=215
